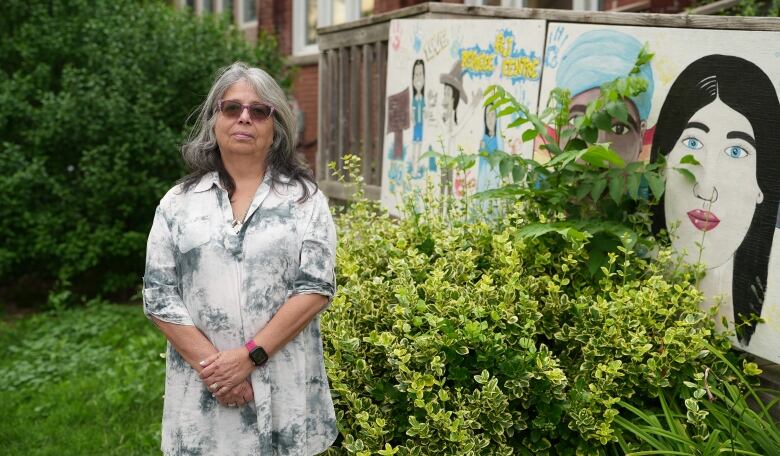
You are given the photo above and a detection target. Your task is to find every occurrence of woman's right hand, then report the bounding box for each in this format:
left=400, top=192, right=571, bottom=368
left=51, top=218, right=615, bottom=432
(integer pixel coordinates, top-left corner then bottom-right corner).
left=213, top=380, right=254, bottom=407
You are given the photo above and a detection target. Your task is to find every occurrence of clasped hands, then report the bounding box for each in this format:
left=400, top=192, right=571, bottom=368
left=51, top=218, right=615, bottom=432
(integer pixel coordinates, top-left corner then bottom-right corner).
left=199, top=347, right=256, bottom=408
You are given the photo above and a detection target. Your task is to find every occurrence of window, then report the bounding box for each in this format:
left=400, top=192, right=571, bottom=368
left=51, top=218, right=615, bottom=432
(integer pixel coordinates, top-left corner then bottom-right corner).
left=202, top=0, right=215, bottom=13
left=241, top=0, right=258, bottom=26
left=306, top=0, right=318, bottom=47
left=293, top=0, right=374, bottom=56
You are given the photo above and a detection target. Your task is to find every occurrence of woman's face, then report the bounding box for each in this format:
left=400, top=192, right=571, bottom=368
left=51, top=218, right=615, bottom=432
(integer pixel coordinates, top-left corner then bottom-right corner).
left=568, top=88, right=646, bottom=163
left=413, top=64, right=424, bottom=92
left=215, top=79, right=274, bottom=160
left=664, top=97, right=762, bottom=268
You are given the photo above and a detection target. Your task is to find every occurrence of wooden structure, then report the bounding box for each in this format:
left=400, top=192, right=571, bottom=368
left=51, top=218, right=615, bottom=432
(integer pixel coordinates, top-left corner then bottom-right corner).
left=316, top=2, right=780, bottom=201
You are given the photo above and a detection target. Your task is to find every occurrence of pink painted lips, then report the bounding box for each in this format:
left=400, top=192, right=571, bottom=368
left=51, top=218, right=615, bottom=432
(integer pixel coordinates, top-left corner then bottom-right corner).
left=687, top=209, right=720, bottom=231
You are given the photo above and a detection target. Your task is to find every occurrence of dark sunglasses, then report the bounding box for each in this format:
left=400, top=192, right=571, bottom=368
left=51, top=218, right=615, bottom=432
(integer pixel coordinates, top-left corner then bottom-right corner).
left=218, top=100, right=275, bottom=121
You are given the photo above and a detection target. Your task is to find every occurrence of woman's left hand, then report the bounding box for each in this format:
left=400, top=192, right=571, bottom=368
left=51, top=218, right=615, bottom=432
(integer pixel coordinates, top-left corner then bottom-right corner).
left=199, top=348, right=256, bottom=397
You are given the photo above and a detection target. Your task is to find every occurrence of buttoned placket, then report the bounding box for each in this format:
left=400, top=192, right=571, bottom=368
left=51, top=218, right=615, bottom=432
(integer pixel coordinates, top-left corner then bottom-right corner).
left=214, top=174, right=273, bottom=349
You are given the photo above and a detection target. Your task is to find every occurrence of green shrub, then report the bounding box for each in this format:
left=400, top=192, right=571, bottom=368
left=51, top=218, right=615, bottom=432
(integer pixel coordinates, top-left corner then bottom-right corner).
left=323, top=47, right=728, bottom=454
left=0, top=0, right=288, bottom=306
left=323, top=159, right=726, bottom=455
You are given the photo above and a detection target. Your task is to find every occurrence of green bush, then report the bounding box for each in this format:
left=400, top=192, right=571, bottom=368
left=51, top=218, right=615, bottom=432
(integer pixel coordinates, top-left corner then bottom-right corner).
left=323, top=160, right=726, bottom=455
left=0, top=0, right=288, bottom=306
left=323, top=47, right=728, bottom=454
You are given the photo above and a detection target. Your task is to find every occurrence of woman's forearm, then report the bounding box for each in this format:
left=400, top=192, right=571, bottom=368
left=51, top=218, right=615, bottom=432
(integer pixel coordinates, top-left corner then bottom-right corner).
left=251, top=293, right=328, bottom=358
left=151, top=316, right=218, bottom=373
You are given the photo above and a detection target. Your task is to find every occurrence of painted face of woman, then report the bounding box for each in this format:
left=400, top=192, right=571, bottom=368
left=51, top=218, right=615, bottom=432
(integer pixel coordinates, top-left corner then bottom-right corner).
left=413, top=63, right=424, bottom=93
left=664, top=97, right=762, bottom=268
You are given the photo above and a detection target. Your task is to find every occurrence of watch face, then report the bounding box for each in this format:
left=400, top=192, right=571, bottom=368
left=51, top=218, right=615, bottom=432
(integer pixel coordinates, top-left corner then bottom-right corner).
left=249, top=346, right=268, bottom=366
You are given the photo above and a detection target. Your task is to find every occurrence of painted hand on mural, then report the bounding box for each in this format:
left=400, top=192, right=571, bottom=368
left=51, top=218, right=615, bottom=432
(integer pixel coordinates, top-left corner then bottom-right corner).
left=413, top=25, right=422, bottom=54
left=544, top=26, right=568, bottom=69
left=425, top=91, right=438, bottom=123
left=391, top=21, right=402, bottom=52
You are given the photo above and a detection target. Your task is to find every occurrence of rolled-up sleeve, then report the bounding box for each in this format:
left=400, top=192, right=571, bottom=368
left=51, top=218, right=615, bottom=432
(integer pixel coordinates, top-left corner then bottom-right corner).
left=143, top=205, right=194, bottom=325
left=293, top=193, right=337, bottom=302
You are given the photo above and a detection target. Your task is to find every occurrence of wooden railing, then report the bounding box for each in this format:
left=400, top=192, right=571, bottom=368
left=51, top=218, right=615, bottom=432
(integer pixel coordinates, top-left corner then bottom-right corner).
left=316, top=2, right=780, bottom=201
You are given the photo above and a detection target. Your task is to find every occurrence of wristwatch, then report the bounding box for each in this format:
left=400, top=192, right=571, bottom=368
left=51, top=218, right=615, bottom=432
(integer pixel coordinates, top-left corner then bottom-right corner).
left=244, top=339, right=269, bottom=367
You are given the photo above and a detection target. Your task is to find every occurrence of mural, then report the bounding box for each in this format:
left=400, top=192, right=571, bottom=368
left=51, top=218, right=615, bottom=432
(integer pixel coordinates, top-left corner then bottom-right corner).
left=380, top=19, right=547, bottom=214
left=381, top=19, right=780, bottom=363
left=538, top=23, right=780, bottom=363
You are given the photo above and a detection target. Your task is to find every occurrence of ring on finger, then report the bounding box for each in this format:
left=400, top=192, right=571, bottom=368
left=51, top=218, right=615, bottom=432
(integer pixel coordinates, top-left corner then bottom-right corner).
left=210, top=382, right=219, bottom=391
left=228, top=402, right=237, bottom=407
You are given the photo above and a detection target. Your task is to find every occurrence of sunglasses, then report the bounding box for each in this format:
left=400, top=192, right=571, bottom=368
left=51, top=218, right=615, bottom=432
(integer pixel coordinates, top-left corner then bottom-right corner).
left=217, top=100, right=275, bottom=122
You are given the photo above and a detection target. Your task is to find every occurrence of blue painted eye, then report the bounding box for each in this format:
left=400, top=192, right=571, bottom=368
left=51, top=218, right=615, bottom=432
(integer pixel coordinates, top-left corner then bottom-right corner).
left=724, top=146, right=748, bottom=159
left=681, top=137, right=703, bottom=150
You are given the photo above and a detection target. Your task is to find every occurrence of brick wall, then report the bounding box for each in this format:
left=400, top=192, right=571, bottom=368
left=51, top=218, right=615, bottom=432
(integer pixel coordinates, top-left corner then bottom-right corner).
left=291, top=64, right=319, bottom=172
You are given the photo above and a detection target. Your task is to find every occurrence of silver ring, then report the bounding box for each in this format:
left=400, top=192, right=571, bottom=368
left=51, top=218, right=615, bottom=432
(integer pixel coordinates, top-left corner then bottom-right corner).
left=229, top=403, right=237, bottom=407
left=210, top=383, right=219, bottom=390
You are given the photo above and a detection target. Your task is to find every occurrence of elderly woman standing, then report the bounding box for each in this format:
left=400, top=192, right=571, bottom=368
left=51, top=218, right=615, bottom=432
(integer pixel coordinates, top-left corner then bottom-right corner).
left=143, top=62, right=338, bottom=455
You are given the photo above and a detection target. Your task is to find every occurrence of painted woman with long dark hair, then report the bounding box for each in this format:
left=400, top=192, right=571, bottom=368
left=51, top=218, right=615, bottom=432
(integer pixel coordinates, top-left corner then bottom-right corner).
left=651, top=54, right=780, bottom=345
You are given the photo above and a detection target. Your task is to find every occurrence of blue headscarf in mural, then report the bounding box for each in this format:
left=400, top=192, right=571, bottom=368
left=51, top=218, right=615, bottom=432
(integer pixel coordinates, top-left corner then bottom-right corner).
left=556, top=30, right=654, bottom=120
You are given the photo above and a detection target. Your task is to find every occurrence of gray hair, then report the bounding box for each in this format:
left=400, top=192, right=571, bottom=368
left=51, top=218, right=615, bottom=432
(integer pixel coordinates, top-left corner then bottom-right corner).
left=179, top=61, right=315, bottom=201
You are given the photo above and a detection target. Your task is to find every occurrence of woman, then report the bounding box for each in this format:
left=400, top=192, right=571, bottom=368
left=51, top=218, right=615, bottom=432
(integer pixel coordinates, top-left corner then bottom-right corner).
left=651, top=54, right=780, bottom=345
left=476, top=102, right=502, bottom=193
left=143, top=62, right=338, bottom=455
left=411, top=59, right=425, bottom=167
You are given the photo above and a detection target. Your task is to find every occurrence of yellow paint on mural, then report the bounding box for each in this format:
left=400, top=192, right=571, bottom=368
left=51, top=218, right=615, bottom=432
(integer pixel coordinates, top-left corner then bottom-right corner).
left=462, top=50, right=495, bottom=73
left=495, top=34, right=513, bottom=57
left=502, top=57, right=540, bottom=80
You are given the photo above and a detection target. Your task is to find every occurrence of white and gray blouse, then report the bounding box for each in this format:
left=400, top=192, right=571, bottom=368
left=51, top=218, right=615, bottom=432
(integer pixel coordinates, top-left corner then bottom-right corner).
left=143, top=171, right=338, bottom=456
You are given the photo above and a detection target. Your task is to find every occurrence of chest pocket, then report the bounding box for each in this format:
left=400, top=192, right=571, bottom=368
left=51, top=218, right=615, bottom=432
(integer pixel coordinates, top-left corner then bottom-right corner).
left=177, top=218, right=211, bottom=254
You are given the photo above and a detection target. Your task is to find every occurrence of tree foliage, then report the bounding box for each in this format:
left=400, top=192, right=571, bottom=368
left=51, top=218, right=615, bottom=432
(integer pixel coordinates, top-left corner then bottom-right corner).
left=0, top=0, right=288, bottom=305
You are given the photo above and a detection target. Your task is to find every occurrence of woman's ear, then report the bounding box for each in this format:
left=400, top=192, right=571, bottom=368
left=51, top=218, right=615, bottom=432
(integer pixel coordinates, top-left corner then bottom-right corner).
left=757, top=190, right=764, bottom=204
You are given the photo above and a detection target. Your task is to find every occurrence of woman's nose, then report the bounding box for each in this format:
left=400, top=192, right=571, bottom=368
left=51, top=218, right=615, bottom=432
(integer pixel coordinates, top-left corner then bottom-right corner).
left=693, top=182, right=718, bottom=203
left=238, top=107, right=252, bottom=123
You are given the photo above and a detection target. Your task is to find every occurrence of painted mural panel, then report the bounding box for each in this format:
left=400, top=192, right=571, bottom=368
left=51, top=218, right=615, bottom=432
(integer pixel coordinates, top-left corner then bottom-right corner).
left=380, top=19, right=547, bottom=214
left=538, top=23, right=780, bottom=363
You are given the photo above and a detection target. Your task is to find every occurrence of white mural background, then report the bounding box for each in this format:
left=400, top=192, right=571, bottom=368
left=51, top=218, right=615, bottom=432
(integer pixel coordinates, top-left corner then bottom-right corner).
left=380, top=19, right=546, bottom=214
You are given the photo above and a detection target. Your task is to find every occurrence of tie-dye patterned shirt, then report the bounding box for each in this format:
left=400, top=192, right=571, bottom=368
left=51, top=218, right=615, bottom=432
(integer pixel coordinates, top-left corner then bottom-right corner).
left=143, top=171, right=338, bottom=455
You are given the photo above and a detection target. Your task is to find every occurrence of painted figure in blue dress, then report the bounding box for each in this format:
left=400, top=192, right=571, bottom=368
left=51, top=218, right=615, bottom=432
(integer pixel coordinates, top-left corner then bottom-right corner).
left=477, top=102, right=502, bottom=193
left=411, top=59, right=425, bottom=168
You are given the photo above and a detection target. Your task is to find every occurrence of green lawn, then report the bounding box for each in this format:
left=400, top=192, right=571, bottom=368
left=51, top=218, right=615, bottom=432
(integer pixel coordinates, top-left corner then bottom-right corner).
left=0, top=302, right=166, bottom=455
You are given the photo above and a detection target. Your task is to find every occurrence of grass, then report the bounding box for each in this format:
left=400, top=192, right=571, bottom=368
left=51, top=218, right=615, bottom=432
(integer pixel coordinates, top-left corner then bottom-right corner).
left=0, top=301, right=167, bottom=455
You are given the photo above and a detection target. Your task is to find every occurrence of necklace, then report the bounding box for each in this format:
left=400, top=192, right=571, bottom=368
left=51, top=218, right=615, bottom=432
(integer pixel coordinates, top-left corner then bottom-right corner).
left=231, top=204, right=250, bottom=228
left=229, top=174, right=264, bottom=228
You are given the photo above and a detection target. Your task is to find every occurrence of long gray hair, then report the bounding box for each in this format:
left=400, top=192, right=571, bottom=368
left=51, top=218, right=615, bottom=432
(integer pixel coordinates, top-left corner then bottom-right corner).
left=178, top=62, right=316, bottom=201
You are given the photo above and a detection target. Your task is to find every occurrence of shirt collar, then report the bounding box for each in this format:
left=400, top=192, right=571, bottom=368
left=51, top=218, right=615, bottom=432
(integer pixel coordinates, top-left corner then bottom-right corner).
left=192, top=171, right=220, bottom=193
left=192, top=169, right=285, bottom=193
